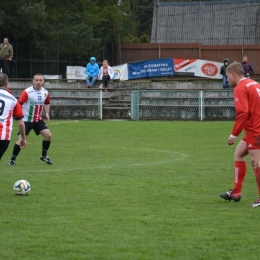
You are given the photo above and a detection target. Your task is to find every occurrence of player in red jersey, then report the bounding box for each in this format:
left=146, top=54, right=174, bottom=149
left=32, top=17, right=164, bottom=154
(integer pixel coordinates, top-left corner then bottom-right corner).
left=220, top=62, right=260, bottom=207
left=9, top=73, right=53, bottom=165
left=0, top=73, right=26, bottom=160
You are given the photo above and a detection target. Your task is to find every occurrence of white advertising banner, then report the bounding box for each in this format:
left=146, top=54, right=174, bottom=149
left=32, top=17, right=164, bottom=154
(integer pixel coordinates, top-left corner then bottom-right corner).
left=66, top=64, right=128, bottom=80
left=174, top=59, right=223, bottom=79
left=112, top=63, right=128, bottom=80
left=44, top=75, right=62, bottom=79
left=66, top=66, right=86, bottom=80
left=196, top=60, right=223, bottom=79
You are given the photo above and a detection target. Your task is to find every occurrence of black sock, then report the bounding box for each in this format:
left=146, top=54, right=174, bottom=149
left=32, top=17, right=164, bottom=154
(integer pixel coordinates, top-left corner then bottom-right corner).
left=42, top=140, right=51, bottom=157
left=11, top=143, right=21, bottom=161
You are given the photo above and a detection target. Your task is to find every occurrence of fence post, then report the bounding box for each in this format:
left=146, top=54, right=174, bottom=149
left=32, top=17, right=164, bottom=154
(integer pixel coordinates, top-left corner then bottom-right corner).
left=199, top=90, right=204, bottom=121
left=99, top=90, right=103, bottom=120
left=131, top=90, right=140, bottom=120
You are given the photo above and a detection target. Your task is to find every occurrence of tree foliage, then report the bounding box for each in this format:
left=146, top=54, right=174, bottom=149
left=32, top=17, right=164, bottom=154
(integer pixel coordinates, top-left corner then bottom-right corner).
left=0, top=0, right=217, bottom=60
left=0, top=0, right=128, bottom=59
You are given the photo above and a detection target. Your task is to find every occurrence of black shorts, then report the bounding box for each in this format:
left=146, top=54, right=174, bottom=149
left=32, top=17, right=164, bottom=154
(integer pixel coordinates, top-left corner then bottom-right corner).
left=0, top=140, right=10, bottom=160
left=18, top=120, right=49, bottom=136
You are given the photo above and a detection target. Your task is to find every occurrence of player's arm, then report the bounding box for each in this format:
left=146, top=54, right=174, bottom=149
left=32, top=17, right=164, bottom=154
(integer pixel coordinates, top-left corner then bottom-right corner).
left=18, top=90, right=28, bottom=105
left=17, top=119, right=26, bottom=148
left=229, top=87, right=248, bottom=144
left=44, top=93, right=51, bottom=122
left=13, top=102, right=26, bottom=148
left=44, top=104, right=50, bottom=122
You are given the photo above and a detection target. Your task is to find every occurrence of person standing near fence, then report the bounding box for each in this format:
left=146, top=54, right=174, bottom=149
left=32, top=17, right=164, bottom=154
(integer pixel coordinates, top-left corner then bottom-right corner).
left=0, top=73, right=26, bottom=161
left=85, top=57, right=99, bottom=88
left=98, top=60, right=114, bottom=89
left=0, top=38, right=13, bottom=77
left=220, top=58, right=230, bottom=88
left=241, top=56, right=254, bottom=78
left=9, top=73, right=53, bottom=166
left=220, top=62, right=260, bottom=207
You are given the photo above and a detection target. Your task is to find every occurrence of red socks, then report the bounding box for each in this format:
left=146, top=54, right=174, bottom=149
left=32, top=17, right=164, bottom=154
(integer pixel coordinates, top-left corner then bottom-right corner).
left=233, top=162, right=260, bottom=196
left=253, top=167, right=260, bottom=196
left=233, top=161, right=246, bottom=194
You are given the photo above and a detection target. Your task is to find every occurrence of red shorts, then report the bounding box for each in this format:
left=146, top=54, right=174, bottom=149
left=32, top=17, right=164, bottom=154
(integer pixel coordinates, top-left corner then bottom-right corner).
left=242, top=135, right=260, bottom=150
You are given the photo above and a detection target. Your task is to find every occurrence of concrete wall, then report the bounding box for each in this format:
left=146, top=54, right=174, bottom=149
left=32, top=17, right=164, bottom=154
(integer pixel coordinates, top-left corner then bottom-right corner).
left=9, top=80, right=234, bottom=120
left=8, top=79, right=224, bottom=90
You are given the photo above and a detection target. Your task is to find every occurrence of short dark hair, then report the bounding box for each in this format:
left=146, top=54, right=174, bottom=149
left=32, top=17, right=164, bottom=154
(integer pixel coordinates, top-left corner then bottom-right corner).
left=33, top=73, right=44, bottom=79
left=0, top=73, right=8, bottom=87
left=226, top=62, right=244, bottom=76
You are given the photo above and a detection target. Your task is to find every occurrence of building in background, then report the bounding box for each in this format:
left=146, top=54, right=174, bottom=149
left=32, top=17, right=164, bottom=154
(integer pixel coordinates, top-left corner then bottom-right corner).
left=151, top=0, right=260, bottom=45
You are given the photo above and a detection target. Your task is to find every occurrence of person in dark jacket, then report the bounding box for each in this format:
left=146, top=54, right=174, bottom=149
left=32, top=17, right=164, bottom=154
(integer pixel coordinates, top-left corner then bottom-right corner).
left=241, top=56, right=254, bottom=78
left=220, top=58, right=230, bottom=88
left=0, top=38, right=13, bottom=77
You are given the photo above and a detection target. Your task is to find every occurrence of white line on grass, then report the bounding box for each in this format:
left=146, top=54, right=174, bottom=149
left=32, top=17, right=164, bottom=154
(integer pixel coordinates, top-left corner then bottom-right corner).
left=47, top=120, right=79, bottom=125
left=10, top=147, right=188, bottom=174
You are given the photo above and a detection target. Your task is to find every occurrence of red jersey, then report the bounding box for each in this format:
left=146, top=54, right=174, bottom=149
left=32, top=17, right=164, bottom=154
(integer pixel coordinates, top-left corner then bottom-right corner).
left=232, top=78, right=260, bottom=137
left=0, top=88, right=23, bottom=140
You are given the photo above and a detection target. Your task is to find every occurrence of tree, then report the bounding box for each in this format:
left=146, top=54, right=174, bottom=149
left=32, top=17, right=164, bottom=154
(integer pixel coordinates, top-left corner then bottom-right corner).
left=0, top=0, right=114, bottom=59
left=0, top=0, right=152, bottom=62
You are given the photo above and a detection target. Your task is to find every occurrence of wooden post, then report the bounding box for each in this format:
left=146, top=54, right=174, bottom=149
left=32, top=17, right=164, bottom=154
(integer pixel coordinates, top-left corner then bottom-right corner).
left=155, top=0, right=160, bottom=43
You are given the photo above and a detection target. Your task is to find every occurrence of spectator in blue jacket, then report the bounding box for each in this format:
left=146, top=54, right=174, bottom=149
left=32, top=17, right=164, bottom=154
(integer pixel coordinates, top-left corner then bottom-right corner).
left=85, top=57, right=99, bottom=88
left=241, top=56, right=254, bottom=78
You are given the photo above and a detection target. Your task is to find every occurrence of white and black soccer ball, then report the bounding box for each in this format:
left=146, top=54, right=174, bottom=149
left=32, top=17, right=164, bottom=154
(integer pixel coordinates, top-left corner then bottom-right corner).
left=14, top=180, right=31, bottom=195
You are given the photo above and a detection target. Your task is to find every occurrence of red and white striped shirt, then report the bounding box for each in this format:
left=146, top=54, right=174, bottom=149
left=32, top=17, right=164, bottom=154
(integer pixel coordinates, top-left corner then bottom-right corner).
left=0, top=88, right=23, bottom=140
left=19, top=86, right=50, bottom=123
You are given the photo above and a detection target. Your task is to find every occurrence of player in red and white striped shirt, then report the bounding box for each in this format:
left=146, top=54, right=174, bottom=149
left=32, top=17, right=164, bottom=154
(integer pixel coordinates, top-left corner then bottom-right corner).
left=0, top=73, right=26, bottom=160
left=220, top=62, right=260, bottom=207
left=9, top=73, right=53, bottom=165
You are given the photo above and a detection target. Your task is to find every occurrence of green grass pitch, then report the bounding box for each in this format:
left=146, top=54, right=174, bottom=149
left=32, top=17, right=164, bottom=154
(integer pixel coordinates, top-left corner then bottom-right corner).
left=1, top=120, right=260, bottom=260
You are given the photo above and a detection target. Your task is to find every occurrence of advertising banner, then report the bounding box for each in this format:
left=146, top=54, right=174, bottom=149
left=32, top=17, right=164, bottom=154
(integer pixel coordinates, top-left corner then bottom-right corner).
left=128, top=59, right=174, bottom=80
left=174, top=58, right=223, bottom=79
left=66, top=59, right=222, bottom=81
left=112, top=63, right=128, bottom=80
left=44, top=75, right=62, bottom=79
left=196, top=60, right=222, bottom=79
left=66, top=66, right=86, bottom=80
left=66, top=64, right=128, bottom=80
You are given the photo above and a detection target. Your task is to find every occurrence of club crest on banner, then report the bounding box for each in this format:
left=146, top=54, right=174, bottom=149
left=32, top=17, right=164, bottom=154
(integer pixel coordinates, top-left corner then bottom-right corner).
left=201, top=63, right=218, bottom=76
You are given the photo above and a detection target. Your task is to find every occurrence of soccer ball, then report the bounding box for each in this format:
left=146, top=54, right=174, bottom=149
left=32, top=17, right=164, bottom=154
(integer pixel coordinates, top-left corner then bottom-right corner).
left=14, top=180, right=31, bottom=195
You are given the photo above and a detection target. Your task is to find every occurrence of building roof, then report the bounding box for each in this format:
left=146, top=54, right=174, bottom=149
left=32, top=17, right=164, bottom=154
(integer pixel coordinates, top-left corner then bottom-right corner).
left=151, top=0, right=260, bottom=44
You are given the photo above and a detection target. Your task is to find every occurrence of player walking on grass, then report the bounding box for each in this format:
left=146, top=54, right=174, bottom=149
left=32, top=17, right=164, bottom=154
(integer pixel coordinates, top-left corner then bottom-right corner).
left=220, top=62, right=260, bottom=207
left=0, top=73, right=26, bottom=160
left=9, top=73, right=53, bottom=165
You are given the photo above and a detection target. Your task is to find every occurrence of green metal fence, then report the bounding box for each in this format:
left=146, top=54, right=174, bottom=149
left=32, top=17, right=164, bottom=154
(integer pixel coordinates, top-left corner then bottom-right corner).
left=11, top=88, right=235, bottom=120
left=131, top=90, right=235, bottom=121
